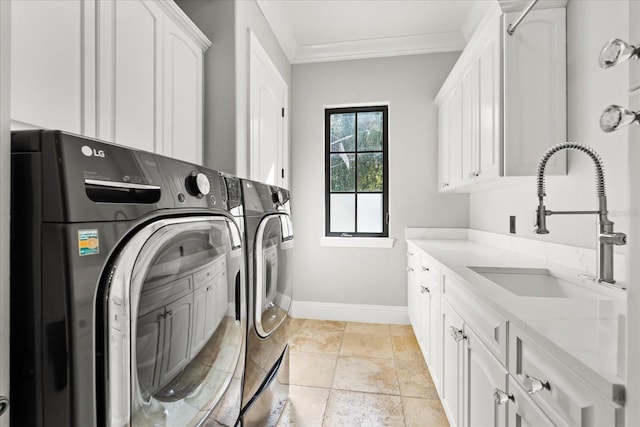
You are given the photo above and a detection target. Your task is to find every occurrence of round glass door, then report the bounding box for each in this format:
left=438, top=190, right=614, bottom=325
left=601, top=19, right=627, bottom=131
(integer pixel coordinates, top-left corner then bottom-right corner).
left=105, top=216, right=245, bottom=426
left=254, top=213, right=294, bottom=338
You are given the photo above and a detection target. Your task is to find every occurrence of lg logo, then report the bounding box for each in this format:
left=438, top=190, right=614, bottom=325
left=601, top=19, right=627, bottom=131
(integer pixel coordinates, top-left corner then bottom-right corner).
left=81, top=145, right=106, bottom=158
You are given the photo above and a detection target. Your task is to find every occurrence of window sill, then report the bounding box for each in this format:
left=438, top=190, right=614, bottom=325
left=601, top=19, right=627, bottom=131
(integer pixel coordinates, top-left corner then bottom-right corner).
left=319, top=237, right=396, bottom=248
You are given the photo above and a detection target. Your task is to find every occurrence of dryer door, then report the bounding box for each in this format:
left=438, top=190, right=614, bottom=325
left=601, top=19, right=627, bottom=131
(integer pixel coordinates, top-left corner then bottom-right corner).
left=103, top=216, right=245, bottom=426
left=254, top=213, right=294, bottom=338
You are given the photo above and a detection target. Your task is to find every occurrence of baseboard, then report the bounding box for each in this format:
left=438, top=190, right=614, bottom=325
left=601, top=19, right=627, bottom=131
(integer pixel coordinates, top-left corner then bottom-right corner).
left=290, top=300, right=409, bottom=324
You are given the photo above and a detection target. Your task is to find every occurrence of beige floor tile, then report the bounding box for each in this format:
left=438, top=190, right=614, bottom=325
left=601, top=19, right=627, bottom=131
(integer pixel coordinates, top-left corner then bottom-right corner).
left=301, top=319, right=346, bottom=332
left=362, top=394, right=404, bottom=426
left=396, top=358, right=438, bottom=399
left=389, top=324, right=414, bottom=337
left=290, top=352, right=338, bottom=388
left=322, top=390, right=365, bottom=427
left=278, top=385, right=330, bottom=427
left=344, top=322, right=390, bottom=336
left=340, top=331, right=394, bottom=359
left=391, top=334, right=423, bottom=361
left=290, top=327, right=344, bottom=354
left=403, top=396, right=450, bottom=427
left=332, top=356, right=400, bottom=395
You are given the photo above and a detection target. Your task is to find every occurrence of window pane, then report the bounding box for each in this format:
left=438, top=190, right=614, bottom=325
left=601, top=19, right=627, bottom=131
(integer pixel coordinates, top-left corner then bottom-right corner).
left=330, top=153, right=355, bottom=192
left=330, top=113, right=355, bottom=152
left=330, top=194, right=355, bottom=232
left=357, top=112, right=383, bottom=151
left=357, top=194, right=383, bottom=233
left=357, top=153, right=383, bottom=192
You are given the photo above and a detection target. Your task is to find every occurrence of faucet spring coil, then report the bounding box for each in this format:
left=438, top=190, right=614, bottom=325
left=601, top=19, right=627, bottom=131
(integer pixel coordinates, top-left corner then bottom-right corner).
left=537, top=142, right=606, bottom=199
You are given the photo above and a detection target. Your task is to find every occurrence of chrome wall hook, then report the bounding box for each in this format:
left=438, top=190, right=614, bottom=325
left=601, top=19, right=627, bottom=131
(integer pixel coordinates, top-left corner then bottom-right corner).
left=599, top=38, right=640, bottom=69
left=600, top=105, right=640, bottom=132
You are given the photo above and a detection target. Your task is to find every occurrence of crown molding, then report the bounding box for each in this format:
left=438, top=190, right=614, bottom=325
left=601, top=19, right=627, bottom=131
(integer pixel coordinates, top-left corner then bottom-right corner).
left=156, top=0, right=211, bottom=50
left=294, top=32, right=466, bottom=64
left=497, top=0, right=567, bottom=13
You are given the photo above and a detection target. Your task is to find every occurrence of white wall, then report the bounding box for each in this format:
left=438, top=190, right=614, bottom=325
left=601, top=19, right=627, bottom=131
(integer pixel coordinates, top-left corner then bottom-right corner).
left=290, top=53, right=469, bottom=307
left=177, top=0, right=237, bottom=173
left=470, top=0, right=630, bottom=253
left=177, top=0, right=290, bottom=177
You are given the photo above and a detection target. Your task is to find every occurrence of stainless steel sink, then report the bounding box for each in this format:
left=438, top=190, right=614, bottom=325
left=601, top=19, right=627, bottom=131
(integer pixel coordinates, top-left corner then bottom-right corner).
left=468, top=267, right=603, bottom=299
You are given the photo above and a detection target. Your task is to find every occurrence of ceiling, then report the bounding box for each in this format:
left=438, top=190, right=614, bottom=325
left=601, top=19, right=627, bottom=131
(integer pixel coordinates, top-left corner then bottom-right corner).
left=256, top=0, right=491, bottom=64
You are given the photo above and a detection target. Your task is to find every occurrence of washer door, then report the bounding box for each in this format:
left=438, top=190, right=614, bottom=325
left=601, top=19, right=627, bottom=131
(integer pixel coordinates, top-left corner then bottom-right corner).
left=254, top=213, right=294, bottom=338
left=104, top=216, right=245, bottom=426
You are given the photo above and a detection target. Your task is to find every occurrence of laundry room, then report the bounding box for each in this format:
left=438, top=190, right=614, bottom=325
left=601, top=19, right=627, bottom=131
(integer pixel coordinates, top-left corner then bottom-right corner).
left=0, top=0, right=638, bottom=426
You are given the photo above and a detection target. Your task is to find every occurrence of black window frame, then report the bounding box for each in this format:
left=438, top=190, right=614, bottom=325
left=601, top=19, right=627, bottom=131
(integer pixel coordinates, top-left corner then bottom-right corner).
left=324, top=105, right=389, bottom=238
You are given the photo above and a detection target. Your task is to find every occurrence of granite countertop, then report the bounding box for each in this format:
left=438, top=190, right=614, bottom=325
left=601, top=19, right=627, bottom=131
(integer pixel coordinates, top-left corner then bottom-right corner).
left=406, top=235, right=626, bottom=403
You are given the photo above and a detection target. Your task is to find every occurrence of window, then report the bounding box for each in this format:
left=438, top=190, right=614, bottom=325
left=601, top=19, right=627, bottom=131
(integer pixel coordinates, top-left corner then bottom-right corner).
left=325, top=105, right=389, bottom=237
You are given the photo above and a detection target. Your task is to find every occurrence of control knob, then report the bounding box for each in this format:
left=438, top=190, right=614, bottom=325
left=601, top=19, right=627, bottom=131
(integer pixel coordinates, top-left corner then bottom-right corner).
left=272, top=189, right=284, bottom=205
left=186, top=172, right=210, bottom=198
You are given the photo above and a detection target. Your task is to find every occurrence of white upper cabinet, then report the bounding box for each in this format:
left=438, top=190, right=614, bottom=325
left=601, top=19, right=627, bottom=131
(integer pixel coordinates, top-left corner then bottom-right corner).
left=435, top=2, right=567, bottom=193
left=11, top=0, right=96, bottom=136
left=12, top=0, right=209, bottom=164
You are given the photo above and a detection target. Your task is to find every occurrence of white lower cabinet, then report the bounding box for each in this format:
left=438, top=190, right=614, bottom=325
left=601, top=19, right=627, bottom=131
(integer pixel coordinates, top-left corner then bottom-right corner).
left=406, top=247, right=624, bottom=427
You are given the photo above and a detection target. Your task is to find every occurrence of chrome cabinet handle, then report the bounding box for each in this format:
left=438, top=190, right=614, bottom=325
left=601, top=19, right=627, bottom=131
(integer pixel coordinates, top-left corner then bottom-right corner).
left=523, top=374, right=549, bottom=395
left=599, top=38, right=640, bottom=69
left=493, top=389, right=513, bottom=405
left=420, top=285, right=430, bottom=294
left=407, top=251, right=414, bottom=256
left=421, top=266, right=430, bottom=272
left=406, top=267, right=414, bottom=272
left=449, top=325, right=466, bottom=342
left=442, top=183, right=450, bottom=188
left=600, top=105, right=639, bottom=132
left=166, top=310, right=173, bottom=317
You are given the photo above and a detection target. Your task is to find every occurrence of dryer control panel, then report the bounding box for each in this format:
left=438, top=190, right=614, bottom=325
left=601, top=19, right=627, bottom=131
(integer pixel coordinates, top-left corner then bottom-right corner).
left=11, top=130, right=228, bottom=223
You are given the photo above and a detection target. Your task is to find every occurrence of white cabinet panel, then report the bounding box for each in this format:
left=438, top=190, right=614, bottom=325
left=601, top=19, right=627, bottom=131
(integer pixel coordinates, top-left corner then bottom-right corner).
left=163, top=16, right=203, bottom=164
left=441, top=298, right=464, bottom=426
left=98, top=0, right=162, bottom=153
left=161, top=292, right=193, bottom=386
left=11, top=0, right=95, bottom=135
left=503, top=8, right=566, bottom=176
left=462, top=327, right=507, bottom=427
left=438, top=102, right=451, bottom=190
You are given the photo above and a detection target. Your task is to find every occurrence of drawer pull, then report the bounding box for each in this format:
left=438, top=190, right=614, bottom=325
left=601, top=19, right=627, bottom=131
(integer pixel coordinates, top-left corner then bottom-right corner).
left=421, top=266, right=430, bottom=272
left=407, top=251, right=414, bottom=256
left=420, top=285, right=430, bottom=294
left=493, top=389, right=513, bottom=405
left=449, top=326, right=466, bottom=342
left=524, top=374, right=550, bottom=395
left=406, top=267, right=414, bottom=272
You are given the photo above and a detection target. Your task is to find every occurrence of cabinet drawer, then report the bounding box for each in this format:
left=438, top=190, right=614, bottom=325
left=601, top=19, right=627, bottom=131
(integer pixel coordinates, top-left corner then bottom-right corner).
left=138, top=276, right=193, bottom=317
left=442, top=274, right=507, bottom=366
left=194, top=255, right=226, bottom=288
left=508, top=375, right=554, bottom=426
left=509, top=324, right=624, bottom=427
left=417, top=254, right=441, bottom=290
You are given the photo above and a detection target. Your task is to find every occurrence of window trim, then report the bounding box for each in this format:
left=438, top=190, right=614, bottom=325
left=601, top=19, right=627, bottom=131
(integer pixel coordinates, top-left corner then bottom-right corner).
left=324, top=105, right=389, bottom=238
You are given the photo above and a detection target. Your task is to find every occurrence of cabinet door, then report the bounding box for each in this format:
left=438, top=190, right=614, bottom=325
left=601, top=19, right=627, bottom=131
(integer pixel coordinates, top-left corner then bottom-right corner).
left=11, top=0, right=96, bottom=135
left=160, top=292, right=194, bottom=386
left=438, top=102, right=451, bottom=191
left=462, top=327, right=508, bottom=427
left=190, top=284, right=210, bottom=356
left=418, top=278, right=434, bottom=363
left=163, top=16, right=204, bottom=164
left=503, top=8, right=566, bottom=176
left=136, top=306, right=165, bottom=398
left=448, top=86, right=463, bottom=188
left=461, top=63, right=479, bottom=183
left=441, top=299, right=465, bottom=427
left=477, top=14, right=501, bottom=181
left=407, top=254, right=419, bottom=331
left=97, top=0, right=163, bottom=152
left=211, top=269, right=228, bottom=330
left=429, top=291, right=442, bottom=392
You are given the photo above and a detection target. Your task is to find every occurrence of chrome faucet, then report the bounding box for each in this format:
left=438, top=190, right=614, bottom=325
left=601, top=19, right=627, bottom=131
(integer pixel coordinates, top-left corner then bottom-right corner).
left=535, top=142, right=626, bottom=286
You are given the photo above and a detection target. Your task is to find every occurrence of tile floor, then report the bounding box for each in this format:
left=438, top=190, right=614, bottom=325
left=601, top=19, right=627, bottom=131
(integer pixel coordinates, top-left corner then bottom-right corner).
left=276, top=319, right=449, bottom=427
